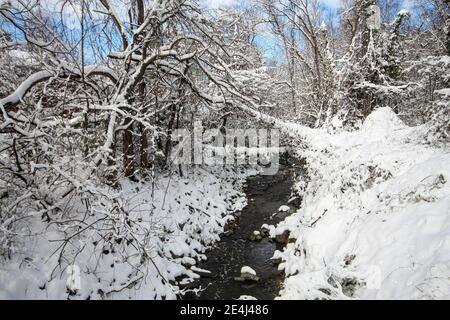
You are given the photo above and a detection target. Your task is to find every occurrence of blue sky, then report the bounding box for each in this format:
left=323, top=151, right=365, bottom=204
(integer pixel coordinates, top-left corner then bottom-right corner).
left=203, top=0, right=343, bottom=62
left=321, top=0, right=341, bottom=8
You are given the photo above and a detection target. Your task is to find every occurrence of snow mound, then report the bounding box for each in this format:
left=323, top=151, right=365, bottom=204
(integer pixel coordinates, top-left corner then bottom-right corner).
left=241, top=266, right=257, bottom=276
left=278, top=205, right=290, bottom=212
left=361, top=107, right=405, bottom=138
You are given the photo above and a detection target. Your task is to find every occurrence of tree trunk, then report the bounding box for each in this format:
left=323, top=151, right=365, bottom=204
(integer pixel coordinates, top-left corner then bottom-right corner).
left=123, top=115, right=135, bottom=178
left=164, top=104, right=178, bottom=166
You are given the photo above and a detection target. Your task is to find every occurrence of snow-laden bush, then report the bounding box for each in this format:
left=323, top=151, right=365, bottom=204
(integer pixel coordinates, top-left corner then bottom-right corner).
left=0, top=163, right=251, bottom=299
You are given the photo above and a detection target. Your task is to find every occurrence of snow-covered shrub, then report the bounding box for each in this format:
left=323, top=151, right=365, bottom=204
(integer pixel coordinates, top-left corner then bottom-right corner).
left=0, top=162, right=252, bottom=299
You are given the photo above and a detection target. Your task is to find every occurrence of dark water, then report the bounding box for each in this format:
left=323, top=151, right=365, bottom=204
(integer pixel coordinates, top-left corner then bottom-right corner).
left=184, top=164, right=298, bottom=300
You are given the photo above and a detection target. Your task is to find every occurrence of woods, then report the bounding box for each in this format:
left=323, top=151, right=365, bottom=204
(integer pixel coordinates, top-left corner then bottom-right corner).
left=0, top=0, right=449, bottom=300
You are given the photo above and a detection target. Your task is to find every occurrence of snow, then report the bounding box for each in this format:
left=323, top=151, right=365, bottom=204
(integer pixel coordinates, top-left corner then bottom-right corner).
left=191, top=266, right=212, bottom=275
left=398, top=9, right=409, bottom=17
left=0, top=0, right=447, bottom=302
left=0, top=71, right=52, bottom=108
left=0, top=65, right=118, bottom=109
left=366, top=5, right=381, bottom=30
left=8, top=49, right=36, bottom=64
left=0, top=166, right=254, bottom=299
left=238, top=295, right=258, bottom=300
left=435, top=88, right=450, bottom=98
left=273, top=107, right=450, bottom=300
left=241, top=266, right=257, bottom=276
left=65, top=265, right=81, bottom=294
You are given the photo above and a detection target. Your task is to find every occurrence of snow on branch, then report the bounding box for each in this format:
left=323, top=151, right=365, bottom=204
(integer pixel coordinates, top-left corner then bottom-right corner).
left=0, top=65, right=118, bottom=109
left=0, top=70, right=52, bottom=108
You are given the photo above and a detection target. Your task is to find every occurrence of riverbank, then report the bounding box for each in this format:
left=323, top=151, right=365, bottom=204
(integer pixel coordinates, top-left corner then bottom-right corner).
left=0, top=167, right=254, bottom=299
left=271, top=107, right=450, bottom=299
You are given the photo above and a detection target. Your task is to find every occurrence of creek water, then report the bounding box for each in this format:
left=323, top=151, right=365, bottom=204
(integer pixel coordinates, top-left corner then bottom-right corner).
left=185, top=162, right=300, bottom=300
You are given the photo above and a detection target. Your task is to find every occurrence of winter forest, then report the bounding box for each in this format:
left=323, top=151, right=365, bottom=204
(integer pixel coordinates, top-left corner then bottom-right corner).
left=0, top=0, right=449, bottom=300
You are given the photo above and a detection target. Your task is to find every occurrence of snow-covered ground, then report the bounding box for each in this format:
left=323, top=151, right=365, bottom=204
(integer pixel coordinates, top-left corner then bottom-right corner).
left=1, top=106, right=448, bottom=300
left=0, top=166, right=254, bottom=299
left=272, top=107, right=450, bottom=299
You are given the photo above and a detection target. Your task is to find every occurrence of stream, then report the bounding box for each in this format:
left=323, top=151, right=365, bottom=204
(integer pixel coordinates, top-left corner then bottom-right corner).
left=185, top=159, right=302, bottom=300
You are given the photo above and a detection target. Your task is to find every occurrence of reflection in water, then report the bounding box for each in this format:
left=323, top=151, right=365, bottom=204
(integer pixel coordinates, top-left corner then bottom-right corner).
left=185, top=164, right=297, bottom=300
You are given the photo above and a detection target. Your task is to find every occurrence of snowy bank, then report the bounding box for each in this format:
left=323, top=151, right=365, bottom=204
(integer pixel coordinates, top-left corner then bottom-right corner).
left=274, top=107, right=450, bottom=299
left=0, top=167, right=253, bottom=299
